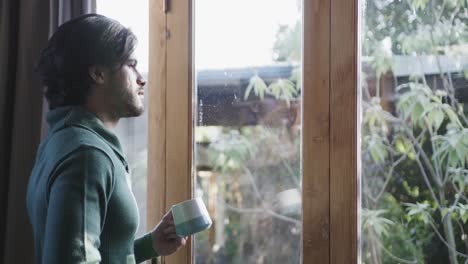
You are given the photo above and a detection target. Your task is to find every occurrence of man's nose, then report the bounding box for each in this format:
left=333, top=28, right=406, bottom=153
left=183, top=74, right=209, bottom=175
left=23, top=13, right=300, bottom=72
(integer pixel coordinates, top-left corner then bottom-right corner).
left=137, top=76, right=146, bottom=87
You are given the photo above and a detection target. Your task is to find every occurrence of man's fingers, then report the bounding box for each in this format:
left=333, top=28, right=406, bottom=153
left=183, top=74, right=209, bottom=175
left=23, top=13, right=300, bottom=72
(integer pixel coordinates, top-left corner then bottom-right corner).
left=173, top=236, right=187, bottom=247
left=162, top=210, right=174, bottom=222
left=166, top=233, right=180, bottom=240
left=158, top=210, right=175, bottom=229
left=163, top=225, right=176, bottom=235
left=165, top=234, right=188, bottom=245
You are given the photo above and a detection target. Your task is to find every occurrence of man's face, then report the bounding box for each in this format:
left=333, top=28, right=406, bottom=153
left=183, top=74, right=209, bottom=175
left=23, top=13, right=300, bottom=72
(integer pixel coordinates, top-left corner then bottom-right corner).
left=106, top=52, right=146, bottom=118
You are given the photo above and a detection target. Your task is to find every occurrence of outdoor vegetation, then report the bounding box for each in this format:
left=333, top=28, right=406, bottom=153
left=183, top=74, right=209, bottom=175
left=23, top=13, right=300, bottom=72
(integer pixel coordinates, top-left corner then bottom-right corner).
left=193, top=4, right=302, bottom=264
left=195, top=0, right=468, bottom=263
left=361, top=0, right=468, bottom=263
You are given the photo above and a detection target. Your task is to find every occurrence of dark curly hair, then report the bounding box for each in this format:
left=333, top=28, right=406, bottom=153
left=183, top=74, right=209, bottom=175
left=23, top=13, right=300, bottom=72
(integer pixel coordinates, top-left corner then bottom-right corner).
left=36, top=14, right=137, bottom=109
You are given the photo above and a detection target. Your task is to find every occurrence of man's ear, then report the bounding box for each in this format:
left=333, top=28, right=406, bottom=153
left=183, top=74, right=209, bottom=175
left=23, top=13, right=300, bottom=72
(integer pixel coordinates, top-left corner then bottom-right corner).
left=88, top=65, right=107, bottom=84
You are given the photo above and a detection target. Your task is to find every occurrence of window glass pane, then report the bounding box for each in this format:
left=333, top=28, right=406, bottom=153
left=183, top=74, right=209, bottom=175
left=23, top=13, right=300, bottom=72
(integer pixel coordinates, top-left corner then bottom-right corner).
left=97, top=0, right=149, bottom=237
left=193, top=0, right=303, bottom=263
left=360, top=1, right=468, bottom=263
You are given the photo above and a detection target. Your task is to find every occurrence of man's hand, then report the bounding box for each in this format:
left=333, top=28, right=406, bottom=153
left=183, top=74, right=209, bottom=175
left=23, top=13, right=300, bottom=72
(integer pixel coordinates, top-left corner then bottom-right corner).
left=151, top=210, right=188, bottom=256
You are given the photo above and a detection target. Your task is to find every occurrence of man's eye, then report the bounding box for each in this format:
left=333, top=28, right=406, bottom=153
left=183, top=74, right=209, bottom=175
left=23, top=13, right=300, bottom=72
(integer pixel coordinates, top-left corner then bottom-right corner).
left=127, top=61, right=138, bottom=68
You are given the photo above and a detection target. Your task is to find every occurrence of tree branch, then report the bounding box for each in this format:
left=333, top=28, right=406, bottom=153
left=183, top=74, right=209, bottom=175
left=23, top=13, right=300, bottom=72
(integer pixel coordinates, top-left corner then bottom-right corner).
left=406, top=127, right=443, bottom=187
left=374, top=236, right=418, bottom=264
left=413, top=146, right=442, bottom=209
left=428, top=215, right=468, bottom=258
left=375, top=154, right=407, bottom=201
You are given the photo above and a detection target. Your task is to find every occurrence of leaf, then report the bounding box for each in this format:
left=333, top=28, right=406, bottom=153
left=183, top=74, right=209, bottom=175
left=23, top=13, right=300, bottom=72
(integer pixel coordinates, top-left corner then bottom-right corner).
left=448, top=168, right=468, bottom=190
left=442, top=104, right=462, bottom=127
left=269, top=83, right=281, bottom=98
left=291, top=68, right=302, bottom=91
left=448, top=149, right=459, bottom=167
left=395, top=138, right=406, bottom=153
left=411, top=102, right=425, bottom=125
left=244, top=80, right=254, bottom=100
left=422, top=102, right=445, bottom=131
left=405, top=202, right=432, bottom=224
left=431, top=109, right=445, bottom=131
left=361, top=209, right=394, bottom=237
left=368, top=133, right=389, bottom=163
left=457, top=204, right=468, bottom=223
left=254, top=76, right=268, bottom=100
left=411, top=0, right=430, bottom=11
left=244, top=74, right=268, bottom=100
left=462, top=214, right=468, bottom=224
left=267, top=79, right=298, bottom=106
left=433, top=128, right=468, bottom=168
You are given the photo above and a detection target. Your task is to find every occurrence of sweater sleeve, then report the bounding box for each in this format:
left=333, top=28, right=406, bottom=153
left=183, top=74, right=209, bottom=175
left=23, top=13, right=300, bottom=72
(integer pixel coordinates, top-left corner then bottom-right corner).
left=42, top=147, right=115, bottom=264
left=134, top=232, right=159, bottom=263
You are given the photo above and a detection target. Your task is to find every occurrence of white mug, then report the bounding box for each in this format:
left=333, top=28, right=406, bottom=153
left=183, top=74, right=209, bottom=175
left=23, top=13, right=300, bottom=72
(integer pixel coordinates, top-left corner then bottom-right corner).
left=171, top=197, right=212, bottom=237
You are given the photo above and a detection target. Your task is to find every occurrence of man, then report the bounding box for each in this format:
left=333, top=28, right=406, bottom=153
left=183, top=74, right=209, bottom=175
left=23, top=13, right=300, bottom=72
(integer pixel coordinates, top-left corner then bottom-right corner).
left=26, top=14, right=186, bottom=263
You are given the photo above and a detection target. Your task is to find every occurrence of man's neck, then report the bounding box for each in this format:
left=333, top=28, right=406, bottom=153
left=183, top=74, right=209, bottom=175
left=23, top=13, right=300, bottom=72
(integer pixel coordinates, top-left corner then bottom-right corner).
left=83, top=104, right=119, bottom=130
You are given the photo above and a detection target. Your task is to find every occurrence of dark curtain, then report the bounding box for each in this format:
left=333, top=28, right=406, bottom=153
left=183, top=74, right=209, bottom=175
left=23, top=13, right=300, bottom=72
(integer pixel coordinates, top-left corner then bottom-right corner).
left=0, top=1, right=95, bottom=262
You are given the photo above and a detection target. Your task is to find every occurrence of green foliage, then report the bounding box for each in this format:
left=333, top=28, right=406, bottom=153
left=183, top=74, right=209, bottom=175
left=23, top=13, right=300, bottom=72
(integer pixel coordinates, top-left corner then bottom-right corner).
left=243, top=18, right=303, bottom=106
left=405, top=202, right=433, bottom=224
left=447, top=167, right=468, bottom=190
left=402, top=180, right=420, bottom=198
left=381, top=194, right=431, bottom=263
left=432, top=125, right=468, bottom=167
left=224, top=214, right=241, bottom=259
left=290, top=68, right=302, bottom=91
left=244, top=74, right=268, bottom=101
left=396, top=83, right=432, bottom=126
left=410, top=0, right=430, bottom=11
left=273, top=21, right=301, bottom=62
left=362, top=209, right=395, bottom=237
left=363, top=97, right=399, bottom=133
left=455, top=203, right=468, bottom=223
left=268, top=79, right=298, bottom=107
left=364, top=132, right=390, bottom=164
left=244, top=73, right=300, bottom=106
left=210, top=130, right=257, bottom=174
left=371, top=37, right=395, bottom=79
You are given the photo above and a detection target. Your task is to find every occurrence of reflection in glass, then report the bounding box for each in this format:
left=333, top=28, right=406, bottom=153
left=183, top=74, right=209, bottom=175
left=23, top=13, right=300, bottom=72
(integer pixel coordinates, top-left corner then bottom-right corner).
left=360, top=1, right=468, bottom=263
left=193, top=0, right=303, bottom=263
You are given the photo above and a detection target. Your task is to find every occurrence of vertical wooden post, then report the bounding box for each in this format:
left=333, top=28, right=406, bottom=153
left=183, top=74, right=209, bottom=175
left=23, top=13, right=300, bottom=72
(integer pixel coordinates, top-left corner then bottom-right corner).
left=148, top=0, right=193, bottom=263
left=302, top=0, right=331, bottom=262
left=330, top=0, right=359, bottom=263
left=148, top=0, right=167, bottom=263
left=165, top=0, right=193, bottom=263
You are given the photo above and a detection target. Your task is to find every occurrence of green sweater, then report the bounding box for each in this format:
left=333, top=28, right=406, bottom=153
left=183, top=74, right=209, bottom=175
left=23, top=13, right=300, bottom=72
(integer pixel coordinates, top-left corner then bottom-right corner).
left=26, top=106, right=158, bottom=263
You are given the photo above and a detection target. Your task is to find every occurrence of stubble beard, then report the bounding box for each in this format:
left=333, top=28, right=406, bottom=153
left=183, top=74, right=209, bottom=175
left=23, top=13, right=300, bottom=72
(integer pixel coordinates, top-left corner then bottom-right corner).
left=112, top=84, right=145, bottom=118
left=122, top=90, right=144, bottom=117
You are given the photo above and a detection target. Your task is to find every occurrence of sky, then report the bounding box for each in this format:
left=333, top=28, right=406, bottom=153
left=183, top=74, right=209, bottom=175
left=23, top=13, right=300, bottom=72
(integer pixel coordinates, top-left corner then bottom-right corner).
left=97, top=0, right=301, bottom=71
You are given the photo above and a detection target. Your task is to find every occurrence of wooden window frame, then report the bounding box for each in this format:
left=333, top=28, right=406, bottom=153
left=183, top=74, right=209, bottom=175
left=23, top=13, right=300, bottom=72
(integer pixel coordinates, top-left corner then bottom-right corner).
left=147, top=0, right=359, bottom=263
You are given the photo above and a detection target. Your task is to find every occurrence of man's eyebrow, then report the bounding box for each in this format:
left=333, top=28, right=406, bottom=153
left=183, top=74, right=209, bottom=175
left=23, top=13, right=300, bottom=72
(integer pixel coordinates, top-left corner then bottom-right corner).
left=127, top=58, right=138, bottom=64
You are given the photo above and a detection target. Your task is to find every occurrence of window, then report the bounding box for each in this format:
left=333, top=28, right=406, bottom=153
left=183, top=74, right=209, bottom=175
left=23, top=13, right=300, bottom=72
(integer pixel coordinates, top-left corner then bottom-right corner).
left=360, top=0, right=468, bottom=263
left=193, top=0, right=303, bottom=262
left=149, top=0, right=359, bottom=263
